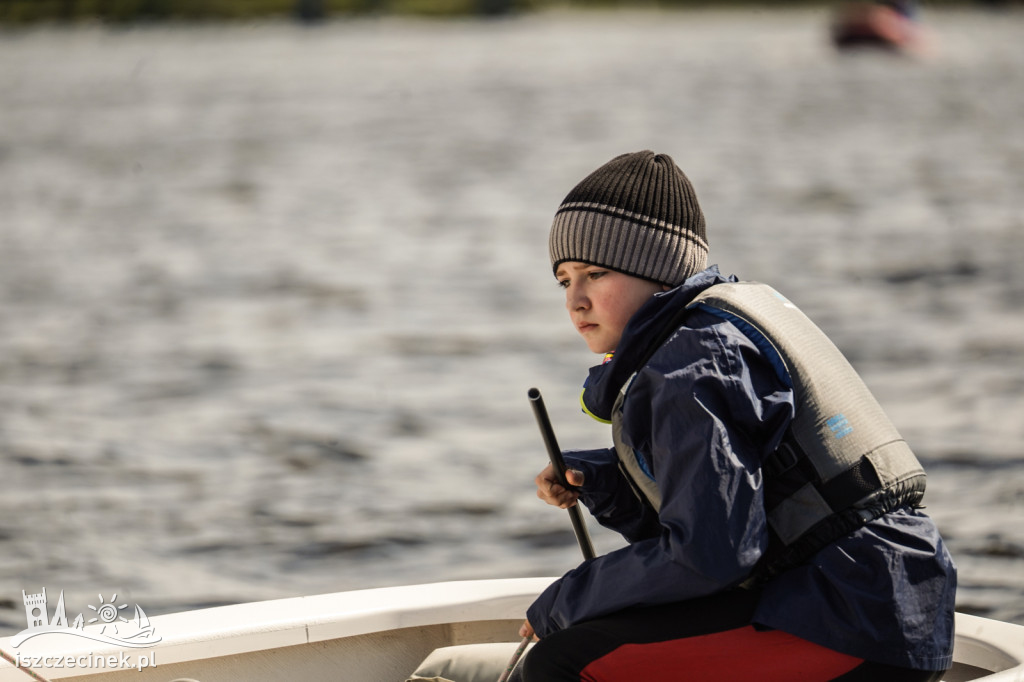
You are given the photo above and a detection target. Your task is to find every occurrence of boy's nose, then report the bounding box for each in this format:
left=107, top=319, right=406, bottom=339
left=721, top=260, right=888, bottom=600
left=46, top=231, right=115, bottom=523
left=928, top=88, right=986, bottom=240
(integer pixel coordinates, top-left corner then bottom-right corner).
left=566, top=288, right=589, bottom=311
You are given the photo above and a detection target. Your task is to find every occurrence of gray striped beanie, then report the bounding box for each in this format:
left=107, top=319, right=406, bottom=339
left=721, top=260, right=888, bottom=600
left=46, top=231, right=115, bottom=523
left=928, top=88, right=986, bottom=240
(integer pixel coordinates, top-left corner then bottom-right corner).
left=549, top=151, right=708, bottom=287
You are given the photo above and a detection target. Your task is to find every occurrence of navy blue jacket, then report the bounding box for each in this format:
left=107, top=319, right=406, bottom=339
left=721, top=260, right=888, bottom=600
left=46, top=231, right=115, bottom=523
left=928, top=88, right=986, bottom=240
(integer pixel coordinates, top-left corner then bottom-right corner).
left=526, top=266, right=956, bottom=671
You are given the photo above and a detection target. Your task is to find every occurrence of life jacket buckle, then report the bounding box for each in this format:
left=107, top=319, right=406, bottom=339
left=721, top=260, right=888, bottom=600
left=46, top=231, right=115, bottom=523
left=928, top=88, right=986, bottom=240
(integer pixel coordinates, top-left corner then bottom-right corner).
left=764, top=441, right=801, bottom=477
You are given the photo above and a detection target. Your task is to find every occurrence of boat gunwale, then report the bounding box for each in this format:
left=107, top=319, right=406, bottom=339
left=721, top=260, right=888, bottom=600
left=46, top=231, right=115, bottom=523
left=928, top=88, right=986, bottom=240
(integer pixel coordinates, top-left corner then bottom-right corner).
left=0, top=578, right=556, bottom=679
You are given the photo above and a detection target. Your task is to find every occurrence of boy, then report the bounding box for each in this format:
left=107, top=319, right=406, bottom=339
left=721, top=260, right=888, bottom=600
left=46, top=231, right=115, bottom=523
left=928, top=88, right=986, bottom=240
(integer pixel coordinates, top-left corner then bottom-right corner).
left=517, top=151, right=955, bottom=681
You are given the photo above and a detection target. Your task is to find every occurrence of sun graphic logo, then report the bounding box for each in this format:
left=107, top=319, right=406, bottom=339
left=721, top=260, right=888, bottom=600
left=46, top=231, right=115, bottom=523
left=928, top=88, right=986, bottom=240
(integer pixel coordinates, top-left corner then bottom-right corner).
left=87, top=594, right=129, bottom=635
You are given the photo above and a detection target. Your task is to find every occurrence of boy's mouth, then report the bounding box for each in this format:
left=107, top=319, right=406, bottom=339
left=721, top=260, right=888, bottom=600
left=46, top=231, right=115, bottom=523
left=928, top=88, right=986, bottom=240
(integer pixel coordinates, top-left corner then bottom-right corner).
left=577, top=322, right=598, bottom=334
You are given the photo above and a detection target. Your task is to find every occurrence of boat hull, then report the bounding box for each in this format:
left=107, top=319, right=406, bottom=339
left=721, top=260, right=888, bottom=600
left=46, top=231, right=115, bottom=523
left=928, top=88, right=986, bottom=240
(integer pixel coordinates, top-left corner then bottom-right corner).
left=1, top=578, right=1021, bottom=681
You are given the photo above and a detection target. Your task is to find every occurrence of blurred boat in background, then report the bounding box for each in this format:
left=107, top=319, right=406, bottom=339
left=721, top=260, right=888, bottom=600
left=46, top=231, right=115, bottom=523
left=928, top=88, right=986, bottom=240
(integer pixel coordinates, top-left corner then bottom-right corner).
left=831, top=1, right=934, bottom=54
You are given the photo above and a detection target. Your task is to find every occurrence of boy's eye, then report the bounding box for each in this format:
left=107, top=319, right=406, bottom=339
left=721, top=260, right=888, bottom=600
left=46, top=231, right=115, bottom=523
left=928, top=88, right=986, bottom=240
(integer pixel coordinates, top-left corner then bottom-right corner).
left=556, top=269, right=605, bottom=288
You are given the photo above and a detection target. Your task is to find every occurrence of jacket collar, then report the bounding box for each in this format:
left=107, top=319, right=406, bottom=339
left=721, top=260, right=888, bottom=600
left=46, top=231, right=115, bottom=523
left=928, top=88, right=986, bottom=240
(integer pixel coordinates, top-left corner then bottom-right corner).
left=580, top=266, right=735, bottom=422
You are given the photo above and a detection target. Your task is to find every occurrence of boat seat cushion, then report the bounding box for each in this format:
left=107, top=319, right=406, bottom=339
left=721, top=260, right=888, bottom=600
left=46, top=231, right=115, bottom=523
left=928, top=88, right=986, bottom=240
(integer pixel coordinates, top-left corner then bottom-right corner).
left=407, top=641, right=532, bottom=682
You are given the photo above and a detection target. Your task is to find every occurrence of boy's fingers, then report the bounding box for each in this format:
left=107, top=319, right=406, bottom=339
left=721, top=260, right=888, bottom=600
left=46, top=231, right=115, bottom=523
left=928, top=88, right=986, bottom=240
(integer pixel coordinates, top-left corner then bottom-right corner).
left=534, top=464, right=584, bottom=507
left=535, top=484, right=578, bottom=508
left=519, top=619, right=535, bottom=639
left=555, top=484, right=580, bottom=509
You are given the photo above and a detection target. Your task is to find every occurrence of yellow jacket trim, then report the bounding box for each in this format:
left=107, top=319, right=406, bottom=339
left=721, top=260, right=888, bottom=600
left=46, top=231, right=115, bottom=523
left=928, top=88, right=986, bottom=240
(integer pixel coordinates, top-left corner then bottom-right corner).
left=580, top=388, right=612, bottom=424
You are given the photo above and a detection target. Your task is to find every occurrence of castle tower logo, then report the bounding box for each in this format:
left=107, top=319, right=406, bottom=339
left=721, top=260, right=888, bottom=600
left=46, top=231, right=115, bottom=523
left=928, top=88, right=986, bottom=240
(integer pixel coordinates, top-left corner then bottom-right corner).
left=23, top=588, right=48, bottom=629
left=12, top=588, right=161, bottom=649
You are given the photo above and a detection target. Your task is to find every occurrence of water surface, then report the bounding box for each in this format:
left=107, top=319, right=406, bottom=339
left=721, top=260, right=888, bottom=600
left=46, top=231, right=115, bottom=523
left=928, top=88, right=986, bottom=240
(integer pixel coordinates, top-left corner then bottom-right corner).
left=0, top=7, right=1022, bottom=628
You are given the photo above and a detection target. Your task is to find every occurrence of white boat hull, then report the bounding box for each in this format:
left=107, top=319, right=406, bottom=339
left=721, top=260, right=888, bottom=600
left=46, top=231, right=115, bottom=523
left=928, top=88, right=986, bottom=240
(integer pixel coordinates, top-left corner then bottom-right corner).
left=1, top=578, right=1021, bottom=681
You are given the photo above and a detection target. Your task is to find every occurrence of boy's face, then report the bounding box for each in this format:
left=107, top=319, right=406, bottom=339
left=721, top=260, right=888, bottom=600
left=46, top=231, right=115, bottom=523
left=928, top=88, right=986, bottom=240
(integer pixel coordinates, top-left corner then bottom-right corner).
left=556, top=261, right=667, bottom=354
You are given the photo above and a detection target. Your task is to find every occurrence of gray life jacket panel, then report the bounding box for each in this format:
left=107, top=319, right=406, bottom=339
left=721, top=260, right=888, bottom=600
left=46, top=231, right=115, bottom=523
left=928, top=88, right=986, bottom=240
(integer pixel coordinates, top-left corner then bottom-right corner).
left=610, top=281, right=927, bottom=578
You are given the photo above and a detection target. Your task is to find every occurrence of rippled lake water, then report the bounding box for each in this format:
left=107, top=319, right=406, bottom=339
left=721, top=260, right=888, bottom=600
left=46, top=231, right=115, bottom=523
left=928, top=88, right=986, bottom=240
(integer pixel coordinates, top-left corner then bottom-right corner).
left=0, top=7, right=1022, bottom=631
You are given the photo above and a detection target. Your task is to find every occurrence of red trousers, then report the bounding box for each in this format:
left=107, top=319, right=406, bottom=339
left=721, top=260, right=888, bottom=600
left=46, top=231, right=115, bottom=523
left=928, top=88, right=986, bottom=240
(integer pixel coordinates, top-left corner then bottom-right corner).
left=518, top=590, right=944, bottom=682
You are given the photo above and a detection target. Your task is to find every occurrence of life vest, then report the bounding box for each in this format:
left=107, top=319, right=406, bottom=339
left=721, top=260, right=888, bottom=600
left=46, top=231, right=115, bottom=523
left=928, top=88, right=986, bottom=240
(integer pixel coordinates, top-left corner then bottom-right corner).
left=609, top=281, right=927, bottom=579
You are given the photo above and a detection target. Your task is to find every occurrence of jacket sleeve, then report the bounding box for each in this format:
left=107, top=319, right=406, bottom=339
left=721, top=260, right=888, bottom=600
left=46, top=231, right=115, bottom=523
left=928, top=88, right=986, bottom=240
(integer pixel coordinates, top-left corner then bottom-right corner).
left=562, top=448, right=661, bottom=543
left=527, top=314, right=794, bottom=637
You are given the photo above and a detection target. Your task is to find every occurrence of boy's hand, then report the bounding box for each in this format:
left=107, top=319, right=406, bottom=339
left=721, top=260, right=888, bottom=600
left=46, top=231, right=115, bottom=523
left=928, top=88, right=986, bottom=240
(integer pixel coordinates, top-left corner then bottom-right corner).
left=535, top=463, right=585, bottom=509
left=519, top=619, right=536, bottom=640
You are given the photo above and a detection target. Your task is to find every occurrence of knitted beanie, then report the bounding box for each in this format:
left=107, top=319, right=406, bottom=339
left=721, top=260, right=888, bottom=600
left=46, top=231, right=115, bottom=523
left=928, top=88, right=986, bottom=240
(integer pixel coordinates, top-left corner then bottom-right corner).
left=549, top=151, right=708, bottom=287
